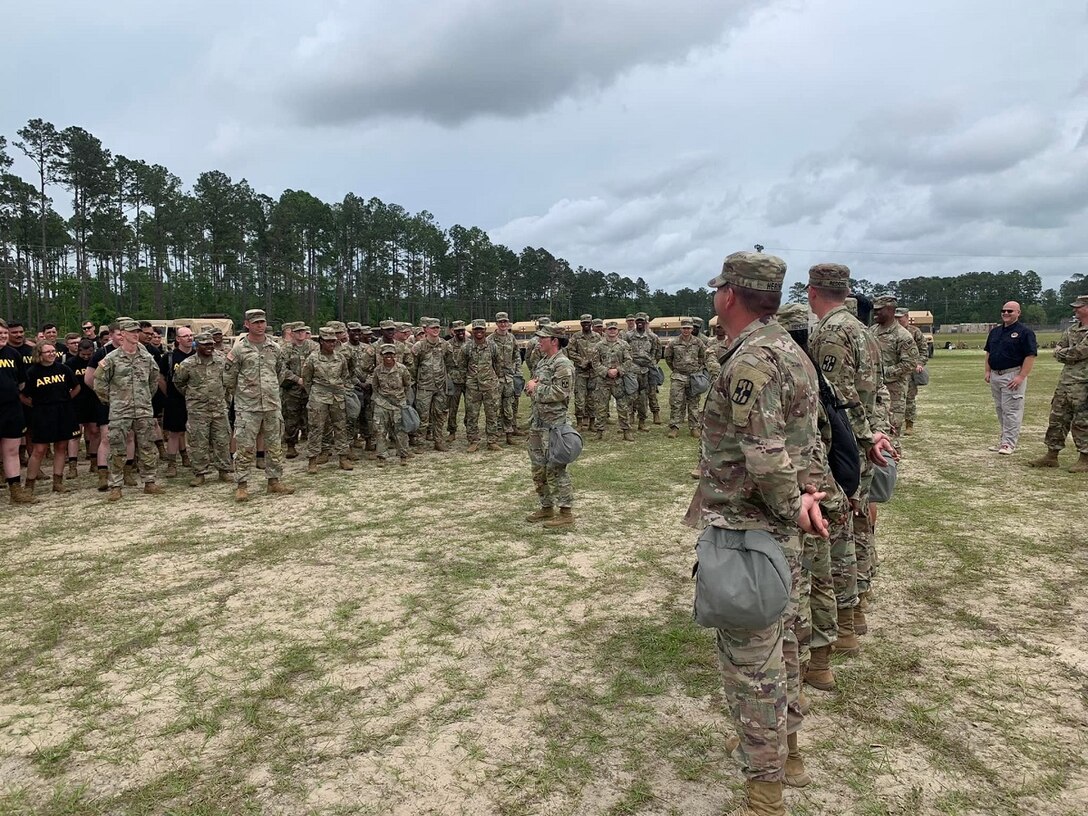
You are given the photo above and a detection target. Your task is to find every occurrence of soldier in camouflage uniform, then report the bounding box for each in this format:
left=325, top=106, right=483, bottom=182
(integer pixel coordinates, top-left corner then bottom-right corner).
left=705, top=321, right=728, bottom=379
left=445, top=321, right=468, bottom=440
left=664, top=317, right=706, bottom=438
left=897, top=308, right=928, bottom=436
left=346, top=322, right=376, bottom=449
left=412, top=317, right=450, bottom=451
left=524, top=324, right=576, bottom=528
left=590, top=321, right=634, bottom=441
left=525, top=317, right=551, bottom=372
left=370, top=343, right=412, bottom=466
left=280, top=322, right=310, bottom=459
left=871, top=296, right=918, bottom=451
left=492, top=312, right=523, bottom=443
left=174, top=333, right=232, bottom=486
left=567, top=314, right=600, bottom=431
left=684, top=252, right=824, bottom=815
left=93, top=319, right=165, bottom=500
left=591, top=317, right=605, bottom=338
left=225, top=309, right=294, bottom=502
left=462, top=319, right=502, bottom=452
left=1030, top=295, right=1088, bottom=471
left=303, top=327, right=354, bottom=472
left=625, top=313, right=661, bottom=431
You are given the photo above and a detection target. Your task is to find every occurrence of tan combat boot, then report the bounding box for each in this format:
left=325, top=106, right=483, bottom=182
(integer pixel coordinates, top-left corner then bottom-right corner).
left=904, top=420, right=914, bottom=436
left=376, top=457, right=387, bottom=468
left=155, top=439, right=166, bottom=459
left=805, top=645, right=835, bottom=690
left=399, top=455, right=409, bottom=466
left=833, top=606, right=861, bottom=656
left=1068, top=453, right=1088, bottom=473
left=24, top=478, right=36, bottom=495
left=466, top=441, right=480, bottom=453
left=854, top=604, right=868, bottom=636
left=338, top=455, right=354, bottom=471
left=307, top=458, right=319, bottom=475
left=52, top=474, right=66, bottom=494
left=235, top=482, right=249, bottom=503
left=526, top=507, right=555, bottom=523
left=486, top=442, right=503, bottom=451
left=180, top=450, right=190, bottom=468
left=144, top=482, right=165, bottom=495
left=1029, top=449, right=1060, bottom=468
left=595, top=430, right=604, bottom=441
left=189, top=474, right=206, bottom=487
left=314, top=453, right=328, bottom=465
left=285, top=443, right=298, bottom=459
left=434, top=437, right=449, bottom=452
left=667, top=428, right=678, bottom=439
left=218, top=469, right=233, bottom=483
left=8, top=482, right=37, bottom=504
left=638, top=418, right=649, bottom=432
left=506, top=433, right=516, bottom=446
left=107, top=487, right=122, bottom=502
left=267, top=479, right=295, bottom=495
left=66, top=459, right=78, bottom=479
left=690, top=428, right=699, bottom=438
left=723, top=780, right=786, bottom=816
left=97, top=468, right=109, bottom=491
left=123, top=464, right=137, bottom=486
left=447, top=431, right=457, bottom=442
left=623, top=430, right=635, bottom=442
left=543, top=507, right=574, bottom=528
left=164, top=454, right=178, bottom=478
left=652, top=410, right=661, bottom=425
left=785, top=732, right=811, bottom=787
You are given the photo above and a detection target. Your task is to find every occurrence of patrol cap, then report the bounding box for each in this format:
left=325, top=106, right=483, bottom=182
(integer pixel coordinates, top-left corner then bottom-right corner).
left=537, top=316, right=552, bottom=326
left=395, top=322, right=410, bottom=331
left=894, top=307, right=909, bottom=318
left=297, top=325, right=311, bottom=334
left=1070, top=295, right=1088, bottom=308
left=679, top=317, right=694, bottom=327
left=327, top=320, right=347, bottom=332
left=626, top=314, right=635, bottom=320
left=421, top=317, right=440, bottom=328
left=281, top=321, right=299, bottom=333
left=411, top=326, right=423, bottom=335
left=379, top=343, right=396, bottom=355
left=347, top=321, right=363, bottom=330
left=708, top=251, right=787, bottom=292
left=775, top=303, right=810, bottom=332
left=379, top=319, right=396, bottom=330
left=495, top=311, right=511, bottom=322
left=873, top=295, right=898, bottom=309
left=319, top=327, right=337, bottom=341
left=536, top=324, right=566, bottom=339
left=451, top=320, right=466, bottom=330
left=592, top=318, right=604, bottom=327
left=605, top=320, right=620, bottom=329
left=579, top=313, right=593, bottom=322
left=808, top=263, right=852, bottom=291
left=635, top=312, right=649, bottom=322
left=244, top=309, right=267, bottom=322
left=471, top=319, right=487, bottom=329
left=195, top=332, right=215, bottom=346
left=210, top=326, right=224, bottom=336
left=119, top=319, right=141, bottom=332
left=692, top=316, right=704, bottom=327
left=360, top=325, right=373, bottom=334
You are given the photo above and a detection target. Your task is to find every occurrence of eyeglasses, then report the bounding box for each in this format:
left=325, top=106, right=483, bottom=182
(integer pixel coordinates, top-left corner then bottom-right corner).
left=1000, top=310, right=1015, bottom=314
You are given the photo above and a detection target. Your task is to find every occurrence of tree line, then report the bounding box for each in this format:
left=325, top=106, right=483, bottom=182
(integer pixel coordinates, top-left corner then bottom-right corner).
left=0, top=118, right=712, bottom=330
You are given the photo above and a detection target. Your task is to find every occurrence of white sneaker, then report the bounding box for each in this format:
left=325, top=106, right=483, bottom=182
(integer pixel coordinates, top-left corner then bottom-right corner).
left=987, top=444, right=1002, bottom=452
left=998, top=445, right=1014, bottom=455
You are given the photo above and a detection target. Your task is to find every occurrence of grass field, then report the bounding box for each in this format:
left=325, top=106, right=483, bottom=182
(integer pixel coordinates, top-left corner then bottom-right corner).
left=2, top=350, right=1087, bottom=816
left=933, top=331, right=1066, bottom=350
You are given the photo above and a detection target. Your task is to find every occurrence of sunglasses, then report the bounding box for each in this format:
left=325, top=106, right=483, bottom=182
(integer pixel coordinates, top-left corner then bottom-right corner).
left=83, top=325, right=94, bottom=330
left=1001, top=310, right=1015, bottom=314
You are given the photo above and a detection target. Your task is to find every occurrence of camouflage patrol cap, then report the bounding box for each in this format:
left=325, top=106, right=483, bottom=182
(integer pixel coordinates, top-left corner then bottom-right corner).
left=281, top=321, right=300, bottom=333
left=626, top=314, right=635, bottom=321
left=319, top=327, right=337, bottom=340
left=692, top=316, right=704, bottom=327
left=200, top=324, right=216, bottom=333
left=118, top=319, right=140, bottom=332
left=379, top=343, right=396, bottom=355
left=395, top=322, right=411, bottom=331
left=709, top=251, right=787, bottom=292
left=471, top=319, right=487, bottom=329
left=591, top=318, right=604, bottom=327
left=360, top=325, right=373, bottom=334
left=873, top=295, right=898, bottom=309
left=116, top=316, right=134, bottom=324
left=845, top=297, right=858, bottom=317
left=894, top=308, right=909, bottom=318
left=635, top=312, right=649, bottom=322
left=605, top=320, right=620, bottom=329
left=495, top=311, right=510, bottom=322
left=326, top=320, right=347, bottom=333
left=195, top=332, right=214, bottom=345
left=537, top=316, right=552, bottom=326
left=379, top=319, right=395, bottom=330
left=579, top=313, right=593, bottom=322
left=1069, top=295, right=1088, bottom=308
left=421, top=317, right=440, bottom=328
left=535, top=324, right=566, bottom=339
left=775, top=303, right=810, bottom=332
left=210, top=326, right=224, bottom=336
left=244, top=309, right=267, bottom=322
left=297, top=325, right=311, bottom=334
left=807, top=263, right=851, bottom=291
left=680, top=317, right=694, bottom=327
left=346, top=321, right=363, bottom=330
left=451, top=320, right=466, bottom=330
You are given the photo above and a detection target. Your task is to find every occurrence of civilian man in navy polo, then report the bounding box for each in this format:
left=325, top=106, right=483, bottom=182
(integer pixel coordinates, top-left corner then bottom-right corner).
left=984, top=301, right=1037, bottom=454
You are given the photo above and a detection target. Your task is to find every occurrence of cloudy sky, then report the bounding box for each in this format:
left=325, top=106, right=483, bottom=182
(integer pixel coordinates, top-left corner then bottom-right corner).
left=3, top=0, right=1087, bottom=293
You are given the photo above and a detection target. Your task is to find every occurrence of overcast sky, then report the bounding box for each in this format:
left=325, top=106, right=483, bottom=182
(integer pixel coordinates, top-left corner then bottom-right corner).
left=3, top=0, right=1087, bottom=294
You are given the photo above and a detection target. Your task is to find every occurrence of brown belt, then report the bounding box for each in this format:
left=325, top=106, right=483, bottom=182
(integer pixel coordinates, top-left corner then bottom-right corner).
left=992, top=367, right=1020, bottom=375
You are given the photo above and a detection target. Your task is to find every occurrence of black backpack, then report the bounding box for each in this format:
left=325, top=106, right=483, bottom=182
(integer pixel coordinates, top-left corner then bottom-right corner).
left=814, top=367, right=861, bottom=497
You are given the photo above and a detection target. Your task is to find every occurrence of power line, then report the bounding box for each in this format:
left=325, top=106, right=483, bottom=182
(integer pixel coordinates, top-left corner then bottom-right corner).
left=765, top=246, right=1088, bottom=260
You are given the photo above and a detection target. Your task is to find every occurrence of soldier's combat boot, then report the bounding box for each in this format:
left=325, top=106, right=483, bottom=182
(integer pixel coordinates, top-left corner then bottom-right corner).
left=144, top=482, right=165, bottom=495
left=164, top=454, right=178, bottom=478
left=623, top=430, right=635, bottom=442
left=638, top=418, right=649, bottom=432
left=667, top=428, right=678, bottom=439
left=97, top=467, right=109, bottom=491
left=487, top=442, right=503, bottom=451
left=785, top=732, right=811, bottom=788
left=1068, top=452, right=1088, bottom=473
left=123, top=463, right=137, bottom=486
left=376, top=457, right=386, bottom=468
left=155, top=439, right=166, bottom=459
left=506, top=433, right=516, bottom=446
left=307, top=457, right=318, bottom=474
left=511, top=428, right=527, bottom=437
left=1029, top=449, right=1060, bottom=468
left=833, top=606, right=861, bottom=656
left=315, top=453, right=329, bottom=465
left=434, top=437, right=449, bottom=452
left=189, top=474, right=206, bottom=487
left=904, top=420, right=914, bottom=436
left=399, top=455, right=409, bottom=466
left=447, top=431, right=457, bottom=442
left=107, top=487, right=122, bottom=502
left=180, top=450, right=191, bottom=468
left=235, top=482, right=249, bottom=503
left=689, top=428, right=699, bottom=438
left=338, top=455, right=354, bottom=471
left=351, top=437, right=365, bottom=449
left=24, top=478, right=36, bottom=495
left=723, top=780, right=786, bottom=816
left=218, top=469, right=232, bottom=483
left=286, top=443, right=298, bottom=460
left=267, top=478, right=295, bottom=495
left=526, top=507, right=555, bottom=523
left=596, top=430, right=604, bottom=441
left=543, top=507, right=574, bottom=528
left=854, top=604, right=868, bottom=636
left=8, top=482, right=37, bottom=504
left=805, top=645, right=835, bottom=690
left=652, top=411, right=661, bottom=425
left=66, top=459, right=78, bottom=479
left=467, top=441, right=480, bottom=453
left=52, top=474, right=66, bottom=494
left=690, top=466, right=700, bottom=479
left=798, top=687, right=811, bottom=716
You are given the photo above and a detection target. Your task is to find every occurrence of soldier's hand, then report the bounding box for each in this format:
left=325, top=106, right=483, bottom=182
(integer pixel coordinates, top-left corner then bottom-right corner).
left=984, top=370, right=991, bottom=383
left=869, top=432, right=898, bottom=464
left=798, top=492, right=829, bottom=538
left=1008, top=374, right=1026, bottom=391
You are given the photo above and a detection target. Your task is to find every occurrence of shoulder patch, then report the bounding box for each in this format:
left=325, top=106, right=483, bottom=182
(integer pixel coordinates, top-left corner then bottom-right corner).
left=727, top=362, right=771, bottom=426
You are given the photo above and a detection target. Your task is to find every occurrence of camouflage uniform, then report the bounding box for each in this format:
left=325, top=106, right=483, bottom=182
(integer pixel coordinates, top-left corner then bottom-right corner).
left=491, top=321, right=521, bottom=435
left=903, top=320, right=928, bottom=426
left=625, top=322, right=661, bottom=424
left=93, top=342, right=160, bottom=488
left=445, top=324, right=468, bottom=436
left=225, top=333, right=285, bottom=484
left=173, top=348, right=231, bottom=477
left=303, top=343, right=352, bottom=458
left=567, top=320, right=601, bottom=427
left=684, top=254, right=821, bottom=786
left=346, top=337, right=377, bottom=442
left=528, top=338, right=575, bottom=509
left=411, top=325, right=449, bottom=445
left=1042, top=318, right=1088, bottom=454
left=462, top=330, right=502, bottom=446
left=872, top=305, right=918, bottom=447
left=280, top=332, right=312, bottom=448
left=664, top=329, right=705, bottom=430
left=370, top=356, right=412, bottom=461
left=590, top=331, right=633, bottom=432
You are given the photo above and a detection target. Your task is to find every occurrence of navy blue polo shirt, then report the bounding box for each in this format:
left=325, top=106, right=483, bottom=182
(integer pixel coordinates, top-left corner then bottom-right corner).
left=984, top=321, right=1037, bottom=371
